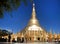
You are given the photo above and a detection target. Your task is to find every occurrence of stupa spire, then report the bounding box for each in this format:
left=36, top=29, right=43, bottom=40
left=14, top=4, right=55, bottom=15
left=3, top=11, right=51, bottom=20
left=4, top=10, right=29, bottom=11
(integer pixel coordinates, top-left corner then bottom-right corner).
left=32, top=3, right=36, bottom=19
left=50, top=28, right=52, bottom=34
left=27, top=2, right=40, bottom=26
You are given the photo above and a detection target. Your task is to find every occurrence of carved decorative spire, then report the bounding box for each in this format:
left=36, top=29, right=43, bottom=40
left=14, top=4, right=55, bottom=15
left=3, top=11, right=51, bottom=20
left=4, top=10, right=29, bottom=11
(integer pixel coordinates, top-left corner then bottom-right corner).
left=50, top=28, right=52, bottom=34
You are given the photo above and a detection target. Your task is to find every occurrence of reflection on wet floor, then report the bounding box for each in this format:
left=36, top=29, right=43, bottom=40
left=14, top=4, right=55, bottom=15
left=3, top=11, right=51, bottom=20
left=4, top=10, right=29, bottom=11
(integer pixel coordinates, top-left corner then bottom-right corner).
left=0, top=42, right=59, bottom=44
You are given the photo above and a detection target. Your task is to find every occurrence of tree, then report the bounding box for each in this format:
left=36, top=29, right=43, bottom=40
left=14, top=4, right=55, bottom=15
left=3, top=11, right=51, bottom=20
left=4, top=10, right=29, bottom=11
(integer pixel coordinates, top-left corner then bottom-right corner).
left=0, top=29, right=12, bottom=36
left=0, top=0, right=32, bottom=18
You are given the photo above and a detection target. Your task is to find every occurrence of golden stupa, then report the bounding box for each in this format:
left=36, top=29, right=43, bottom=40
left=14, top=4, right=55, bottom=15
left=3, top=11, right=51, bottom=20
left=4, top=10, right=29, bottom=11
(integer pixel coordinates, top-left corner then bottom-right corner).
left=19, top=3, right=48, bottom=42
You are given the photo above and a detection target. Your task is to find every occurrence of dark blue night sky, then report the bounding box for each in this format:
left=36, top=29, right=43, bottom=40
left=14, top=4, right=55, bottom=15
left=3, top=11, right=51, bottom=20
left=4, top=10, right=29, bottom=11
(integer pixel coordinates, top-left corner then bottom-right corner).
left=0, top=0, right=60, bottom=34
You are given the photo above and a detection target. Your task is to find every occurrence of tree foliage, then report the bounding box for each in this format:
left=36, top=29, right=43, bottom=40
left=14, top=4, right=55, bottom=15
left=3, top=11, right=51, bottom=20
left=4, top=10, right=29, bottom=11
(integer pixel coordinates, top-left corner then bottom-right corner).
left=0, top=29, right=12, bottom=36
left=0, top=0, right=32, bottom=18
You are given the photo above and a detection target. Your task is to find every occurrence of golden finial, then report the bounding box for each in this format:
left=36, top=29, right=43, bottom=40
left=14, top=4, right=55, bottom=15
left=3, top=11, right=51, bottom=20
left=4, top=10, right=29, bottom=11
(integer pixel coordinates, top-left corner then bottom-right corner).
left=32, top=3, right=36, bottom=19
